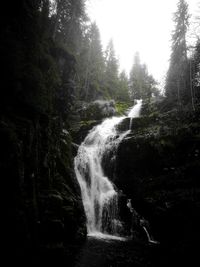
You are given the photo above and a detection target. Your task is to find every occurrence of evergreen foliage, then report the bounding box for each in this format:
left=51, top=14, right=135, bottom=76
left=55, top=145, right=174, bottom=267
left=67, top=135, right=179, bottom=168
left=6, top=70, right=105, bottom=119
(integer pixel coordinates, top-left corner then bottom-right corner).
left=164, top=0, right=200, bottom=111
left=129, top=52, right=158, bottom=101
left=77, top=22, right=105, bottom=101
left=165, top=0, right=190, bottom=105
left=191, top=41, right=200, bottom=106
left=0, top=0, right=88, bottom=256
left=2, top=0, right=200, bottom=260
left=104, top=39, right=120, bottom=99
left=117, top=71, right=130, bottom=102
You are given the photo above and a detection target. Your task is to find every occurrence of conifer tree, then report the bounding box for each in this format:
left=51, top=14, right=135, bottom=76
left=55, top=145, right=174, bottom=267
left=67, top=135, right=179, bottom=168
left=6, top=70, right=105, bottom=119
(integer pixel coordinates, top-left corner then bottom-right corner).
left=117, top=71, right=130, bottom=102
left=52, top=0, right=87, bottom=53
left=165, top=0, right=190, bottom=105
left=129, top=52, right=143, bottom=99
left=129, top=52, right=157, bottom=101
left=104, top=39, right=119, bottom=99
left=192, top=41, right=200, bottom=104
left=78, top=22, right=105, bottom=101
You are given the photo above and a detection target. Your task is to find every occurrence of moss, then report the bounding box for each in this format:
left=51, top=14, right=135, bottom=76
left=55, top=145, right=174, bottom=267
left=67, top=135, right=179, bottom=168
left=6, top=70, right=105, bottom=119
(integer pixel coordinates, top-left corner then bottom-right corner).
left=115, top=102, right=131, bottom=115
left=70, top=120, right=99, bottom=144
left=80, top=120, right=98, bottom=127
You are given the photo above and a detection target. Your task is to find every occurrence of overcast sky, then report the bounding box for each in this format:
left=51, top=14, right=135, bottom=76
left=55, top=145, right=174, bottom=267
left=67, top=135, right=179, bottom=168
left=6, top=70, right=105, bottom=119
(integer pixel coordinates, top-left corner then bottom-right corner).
left=86, top=0, right=199, bottom=88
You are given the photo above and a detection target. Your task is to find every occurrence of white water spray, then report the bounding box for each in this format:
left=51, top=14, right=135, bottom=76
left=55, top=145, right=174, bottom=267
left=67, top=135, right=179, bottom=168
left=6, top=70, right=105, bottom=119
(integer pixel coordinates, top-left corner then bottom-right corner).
left=74, top=100, right=142, bottom=237
left=128, top=99, right=142, bottom=129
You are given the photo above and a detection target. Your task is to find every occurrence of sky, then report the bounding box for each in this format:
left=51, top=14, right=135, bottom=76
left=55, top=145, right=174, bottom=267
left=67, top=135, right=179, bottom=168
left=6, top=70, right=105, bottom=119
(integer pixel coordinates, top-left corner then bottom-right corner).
left=86, top=0, right=199, bottom=89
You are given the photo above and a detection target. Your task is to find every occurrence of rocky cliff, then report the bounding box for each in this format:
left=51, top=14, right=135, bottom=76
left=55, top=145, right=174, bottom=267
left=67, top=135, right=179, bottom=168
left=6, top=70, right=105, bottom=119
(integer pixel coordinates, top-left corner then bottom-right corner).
left=103, top=101, right=200, bottom=257
left=1, top=112, right=86, bottom=262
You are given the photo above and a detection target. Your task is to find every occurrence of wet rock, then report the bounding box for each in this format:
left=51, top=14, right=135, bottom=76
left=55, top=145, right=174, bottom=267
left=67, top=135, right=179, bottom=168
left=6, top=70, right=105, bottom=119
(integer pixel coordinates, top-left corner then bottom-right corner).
left=116, top=117, right=130, bottom=132
left=103, top=110, right=200, bottom=249
left=70, top=120, right=100, bottom=144
left=77, top=100, right=116, bottom=121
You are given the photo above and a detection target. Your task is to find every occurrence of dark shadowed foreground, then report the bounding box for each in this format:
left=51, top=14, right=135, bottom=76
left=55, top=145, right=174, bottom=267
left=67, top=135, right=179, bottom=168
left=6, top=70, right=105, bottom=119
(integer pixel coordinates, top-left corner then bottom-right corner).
left=19, top=235, right=197, bottom=267
left=72, top=237, right=157, bottom=267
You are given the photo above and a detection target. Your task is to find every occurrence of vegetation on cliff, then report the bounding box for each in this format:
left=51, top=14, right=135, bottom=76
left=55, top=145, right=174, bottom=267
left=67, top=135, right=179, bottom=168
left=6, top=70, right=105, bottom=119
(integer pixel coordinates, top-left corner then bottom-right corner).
left=1, top=0, right=200, bottom=265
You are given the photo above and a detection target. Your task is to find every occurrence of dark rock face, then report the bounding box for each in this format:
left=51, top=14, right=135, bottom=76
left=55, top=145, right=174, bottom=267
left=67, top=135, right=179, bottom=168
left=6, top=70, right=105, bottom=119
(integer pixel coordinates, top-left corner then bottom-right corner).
left=70, top=120, right=100, bottom=145
left=70, top=100, right=117, bottom=144
left=103, top=111, right=200, bottom=250
left=1, top=114, right=86, bottom=257
left=82, top=100, right=116, bottom=121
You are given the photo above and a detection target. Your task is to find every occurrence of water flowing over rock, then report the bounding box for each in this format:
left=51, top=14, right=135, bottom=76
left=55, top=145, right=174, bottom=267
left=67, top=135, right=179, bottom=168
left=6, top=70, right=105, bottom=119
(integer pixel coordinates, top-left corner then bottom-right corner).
left=128, top=99, right=142, bottom=129
left=74, top=100, right=142, bottom=237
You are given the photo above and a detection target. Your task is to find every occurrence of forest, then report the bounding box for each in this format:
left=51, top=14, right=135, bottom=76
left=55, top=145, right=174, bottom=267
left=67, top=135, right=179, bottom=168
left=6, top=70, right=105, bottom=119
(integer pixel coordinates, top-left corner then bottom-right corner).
left=1, top=0, right=200, bottom=266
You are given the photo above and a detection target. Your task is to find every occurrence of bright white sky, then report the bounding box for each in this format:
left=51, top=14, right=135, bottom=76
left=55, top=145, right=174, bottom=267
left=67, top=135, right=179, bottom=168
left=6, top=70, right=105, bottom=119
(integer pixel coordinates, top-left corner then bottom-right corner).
left=86, top=0, right=199, bottom=89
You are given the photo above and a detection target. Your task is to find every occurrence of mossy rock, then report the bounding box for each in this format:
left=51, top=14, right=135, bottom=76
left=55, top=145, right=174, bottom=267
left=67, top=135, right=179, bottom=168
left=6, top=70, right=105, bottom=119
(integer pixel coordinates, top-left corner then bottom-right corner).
left=115, top=102, right=131, bottom=115
left=70, top=120, right=99, bottom=144
left=115, top=117, right=130, bottom=132
left=77, top=100, right=116, bottom=121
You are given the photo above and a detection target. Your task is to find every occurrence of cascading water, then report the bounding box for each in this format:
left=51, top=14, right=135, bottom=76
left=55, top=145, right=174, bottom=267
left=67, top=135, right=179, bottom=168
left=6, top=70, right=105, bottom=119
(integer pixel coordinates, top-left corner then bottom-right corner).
left=128, top=99, right=142, bottom=129
left=142, top=226, right=160, bottom=244
left=74, top=100, right=142, bottom=237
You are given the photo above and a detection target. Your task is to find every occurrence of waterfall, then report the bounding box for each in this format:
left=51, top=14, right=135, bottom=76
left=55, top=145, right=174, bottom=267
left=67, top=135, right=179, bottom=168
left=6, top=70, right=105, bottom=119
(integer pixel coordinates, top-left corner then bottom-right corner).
left=128, top=99, right=142, bottom=129
left=74, top=100, right=142, bottom=237
left=142, top=226, right=159, bottom=244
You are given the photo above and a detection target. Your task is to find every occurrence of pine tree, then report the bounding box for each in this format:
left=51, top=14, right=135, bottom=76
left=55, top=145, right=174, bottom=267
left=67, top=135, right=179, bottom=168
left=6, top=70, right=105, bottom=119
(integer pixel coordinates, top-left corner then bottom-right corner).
left=129, top=52, right=143, bottom=99
left=192, top=41, right=200, bottom=104
left=52, top=0, right=87, bottom=53
left=129, top=52, right=156, bottom=101
left=165, top=0, right=190, bottom=105
left=117, top=71, right=130, bottom=102
left=104, top=39, right=119, bottom=99
left=77, top=22, right=105, bottom=101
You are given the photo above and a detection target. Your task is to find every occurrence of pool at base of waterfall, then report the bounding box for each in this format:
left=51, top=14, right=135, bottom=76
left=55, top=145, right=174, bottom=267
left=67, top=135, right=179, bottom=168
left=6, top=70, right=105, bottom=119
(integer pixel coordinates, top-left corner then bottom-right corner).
left=88, top=232, right=127, bottom=241
left=72, top=234, right=163, bottom=267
